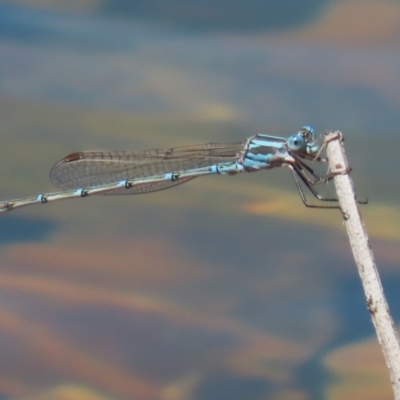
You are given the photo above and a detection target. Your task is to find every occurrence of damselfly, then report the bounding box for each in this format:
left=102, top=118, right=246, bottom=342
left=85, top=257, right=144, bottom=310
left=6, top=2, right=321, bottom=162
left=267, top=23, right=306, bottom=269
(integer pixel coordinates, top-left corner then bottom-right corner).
left=0, top=126, right=341, bottom=214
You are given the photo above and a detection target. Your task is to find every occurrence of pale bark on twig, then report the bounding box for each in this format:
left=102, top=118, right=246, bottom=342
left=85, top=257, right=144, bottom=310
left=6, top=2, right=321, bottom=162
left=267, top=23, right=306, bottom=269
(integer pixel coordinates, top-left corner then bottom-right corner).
left=324, top=131, right=400, bottom=399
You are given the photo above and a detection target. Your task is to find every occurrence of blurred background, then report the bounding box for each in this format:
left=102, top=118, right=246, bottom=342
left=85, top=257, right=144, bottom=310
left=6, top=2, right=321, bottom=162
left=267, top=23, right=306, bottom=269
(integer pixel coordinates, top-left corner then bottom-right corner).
left=0, top=1, right=399, bottom=399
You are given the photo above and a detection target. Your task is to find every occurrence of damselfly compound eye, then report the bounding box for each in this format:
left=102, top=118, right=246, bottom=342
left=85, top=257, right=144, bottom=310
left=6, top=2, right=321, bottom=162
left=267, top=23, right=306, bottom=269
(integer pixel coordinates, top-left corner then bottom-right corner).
left=288, top=134, right=306, bottom=153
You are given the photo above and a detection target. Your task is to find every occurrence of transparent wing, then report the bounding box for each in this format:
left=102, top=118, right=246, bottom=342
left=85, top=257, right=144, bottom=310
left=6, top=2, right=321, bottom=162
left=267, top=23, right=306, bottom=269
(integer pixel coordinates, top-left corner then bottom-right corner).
left=50, top=142, right=243, bottom=194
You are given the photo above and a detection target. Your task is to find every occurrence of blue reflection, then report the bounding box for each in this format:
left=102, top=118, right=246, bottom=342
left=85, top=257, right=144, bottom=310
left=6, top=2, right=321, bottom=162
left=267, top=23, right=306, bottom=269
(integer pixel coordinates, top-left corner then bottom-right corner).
left=101, top=0, right=331, bottom=33
left=0, top=214, right=58, bottom=245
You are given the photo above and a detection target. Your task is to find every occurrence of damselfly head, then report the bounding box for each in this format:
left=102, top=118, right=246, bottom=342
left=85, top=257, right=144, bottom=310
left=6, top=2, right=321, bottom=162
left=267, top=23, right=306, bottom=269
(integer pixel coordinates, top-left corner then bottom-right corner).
left=287, top=126, right=318, bottom=156
left=300, top=126, right=316, bottom=142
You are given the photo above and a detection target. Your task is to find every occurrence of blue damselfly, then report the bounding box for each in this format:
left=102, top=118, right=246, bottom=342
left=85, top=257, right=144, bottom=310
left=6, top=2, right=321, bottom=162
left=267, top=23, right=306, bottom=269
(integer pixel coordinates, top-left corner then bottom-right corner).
left=0, top=126, right=341, bottom=214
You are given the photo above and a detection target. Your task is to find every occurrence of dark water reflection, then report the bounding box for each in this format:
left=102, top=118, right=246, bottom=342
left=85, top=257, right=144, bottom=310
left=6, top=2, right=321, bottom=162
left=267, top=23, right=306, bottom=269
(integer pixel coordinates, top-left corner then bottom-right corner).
left=100, top=0, right=331, bottom=33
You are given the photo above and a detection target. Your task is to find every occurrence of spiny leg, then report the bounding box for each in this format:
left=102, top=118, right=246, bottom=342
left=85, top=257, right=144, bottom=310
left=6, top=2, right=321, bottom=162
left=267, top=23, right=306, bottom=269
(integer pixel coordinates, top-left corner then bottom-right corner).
left=288, top=165, right=349, bottom=218
left=311, top=131, right=344, bottom=162
left=293, top=155, right=345, bottom=186
left=296, top=157, right=368, bottom=205
left=290, top=164, right=339, bottom=203
left=295, top=157, right=332, bottom=185
left=292, top=162, right=338, bottom=201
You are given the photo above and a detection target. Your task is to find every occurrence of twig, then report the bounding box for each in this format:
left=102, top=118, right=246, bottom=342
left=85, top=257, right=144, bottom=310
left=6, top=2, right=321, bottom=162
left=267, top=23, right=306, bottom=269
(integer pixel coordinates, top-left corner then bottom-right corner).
left=324, top=131, right=400, bottom=399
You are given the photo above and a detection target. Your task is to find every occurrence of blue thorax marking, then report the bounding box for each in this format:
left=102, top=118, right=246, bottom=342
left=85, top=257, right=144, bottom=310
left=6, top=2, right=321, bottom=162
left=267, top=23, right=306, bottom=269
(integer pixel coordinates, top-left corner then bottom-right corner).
left=241, top=134, right=290, bottom=171
left=240, top=126, right=318, bottom=171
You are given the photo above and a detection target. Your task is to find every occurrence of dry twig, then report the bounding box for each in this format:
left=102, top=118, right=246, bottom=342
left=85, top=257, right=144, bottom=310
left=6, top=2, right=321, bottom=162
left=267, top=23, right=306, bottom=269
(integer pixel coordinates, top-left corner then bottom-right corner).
left=324, top=131, right=400, bottom=399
